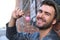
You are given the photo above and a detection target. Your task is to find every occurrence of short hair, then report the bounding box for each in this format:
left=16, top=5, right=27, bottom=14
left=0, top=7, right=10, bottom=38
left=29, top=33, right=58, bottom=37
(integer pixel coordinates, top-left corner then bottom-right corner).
left=40, top=0, right=60, bottom=23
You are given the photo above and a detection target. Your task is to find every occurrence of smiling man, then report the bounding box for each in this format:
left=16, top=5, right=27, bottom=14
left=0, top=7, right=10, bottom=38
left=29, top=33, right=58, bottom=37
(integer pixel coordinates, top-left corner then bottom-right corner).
left=6, top=0, right=60, bottom=40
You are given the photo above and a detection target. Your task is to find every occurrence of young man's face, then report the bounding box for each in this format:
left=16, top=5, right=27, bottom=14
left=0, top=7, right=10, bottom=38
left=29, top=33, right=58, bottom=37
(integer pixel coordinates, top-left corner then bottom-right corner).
left=36, top=5, right=56, bottom=30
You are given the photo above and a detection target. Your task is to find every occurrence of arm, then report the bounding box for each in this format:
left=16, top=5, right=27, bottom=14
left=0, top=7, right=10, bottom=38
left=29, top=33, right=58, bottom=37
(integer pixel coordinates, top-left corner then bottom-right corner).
left=6, top=23, right=17, bottom=40
left=6, top=8, right=24, bottom=40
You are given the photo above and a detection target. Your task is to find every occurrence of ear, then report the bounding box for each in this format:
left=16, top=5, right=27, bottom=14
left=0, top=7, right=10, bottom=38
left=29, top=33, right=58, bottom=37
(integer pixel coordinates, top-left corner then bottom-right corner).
left=52, top=19, right=56, bottom=25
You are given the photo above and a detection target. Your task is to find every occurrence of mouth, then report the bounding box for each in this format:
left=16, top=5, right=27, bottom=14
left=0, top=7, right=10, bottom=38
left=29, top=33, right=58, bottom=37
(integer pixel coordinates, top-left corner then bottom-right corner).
left=36, top=17, right=46, bottom=22
left=36, top=17, right=46, bottom=26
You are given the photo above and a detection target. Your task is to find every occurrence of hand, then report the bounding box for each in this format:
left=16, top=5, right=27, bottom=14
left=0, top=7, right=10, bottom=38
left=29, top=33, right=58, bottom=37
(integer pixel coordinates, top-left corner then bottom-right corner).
left=11, top=8, right=24, bottom=20
left=8, top=8, right=24, bottom=27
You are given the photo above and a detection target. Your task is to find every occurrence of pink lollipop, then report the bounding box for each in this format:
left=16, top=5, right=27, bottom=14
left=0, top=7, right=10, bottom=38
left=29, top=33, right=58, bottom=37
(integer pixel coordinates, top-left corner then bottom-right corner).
left=25, top=16, right=30, bottom=22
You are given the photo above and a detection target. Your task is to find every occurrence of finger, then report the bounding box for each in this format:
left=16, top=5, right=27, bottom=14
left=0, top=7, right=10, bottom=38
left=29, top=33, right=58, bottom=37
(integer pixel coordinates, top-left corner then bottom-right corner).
left=17, top=8, right=21, bottom=13
left=13, top=7, right=19, bottom=14
left=19, top=10, right=24, bottom=16
left=15, top=8, right=20, bottom=16
left=16, top=10, right=23, bottom=18
left=15, top=7, right=20, bottom=12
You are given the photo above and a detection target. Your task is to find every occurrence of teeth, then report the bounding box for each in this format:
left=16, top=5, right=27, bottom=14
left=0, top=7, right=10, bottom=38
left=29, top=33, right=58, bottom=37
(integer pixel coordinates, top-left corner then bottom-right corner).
left=38, top=19, right=42, bottom=23
left=38, top=19, right=42, bottom=21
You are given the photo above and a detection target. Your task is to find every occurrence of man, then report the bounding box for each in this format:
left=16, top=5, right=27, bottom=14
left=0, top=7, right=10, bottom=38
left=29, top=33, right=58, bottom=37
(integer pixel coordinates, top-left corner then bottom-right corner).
left=6, top=0, right=60, bottom=40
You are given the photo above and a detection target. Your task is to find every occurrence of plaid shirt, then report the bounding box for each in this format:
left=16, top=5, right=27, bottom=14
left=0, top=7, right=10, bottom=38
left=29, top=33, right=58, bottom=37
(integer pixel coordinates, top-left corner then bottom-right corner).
left=6, top=23, right=60, bottom=40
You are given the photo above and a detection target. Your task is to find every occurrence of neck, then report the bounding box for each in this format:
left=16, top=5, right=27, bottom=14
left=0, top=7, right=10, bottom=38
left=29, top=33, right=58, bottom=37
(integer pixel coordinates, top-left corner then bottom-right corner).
left=39, top=26, right=52, bottom=40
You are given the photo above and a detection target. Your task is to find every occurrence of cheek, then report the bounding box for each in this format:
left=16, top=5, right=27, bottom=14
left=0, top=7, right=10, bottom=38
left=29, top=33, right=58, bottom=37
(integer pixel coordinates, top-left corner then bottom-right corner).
left=44, top=16, right=53, bottom=23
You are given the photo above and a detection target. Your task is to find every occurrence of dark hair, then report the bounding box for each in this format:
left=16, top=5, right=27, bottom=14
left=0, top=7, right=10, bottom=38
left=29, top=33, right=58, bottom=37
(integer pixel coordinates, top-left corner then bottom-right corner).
left=40, top=0, right=60, bottom=23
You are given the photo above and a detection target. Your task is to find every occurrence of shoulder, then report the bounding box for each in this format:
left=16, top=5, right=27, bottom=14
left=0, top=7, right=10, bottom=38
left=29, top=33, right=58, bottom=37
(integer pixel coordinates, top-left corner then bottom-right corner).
left=44, top=29, right=60, bottom=40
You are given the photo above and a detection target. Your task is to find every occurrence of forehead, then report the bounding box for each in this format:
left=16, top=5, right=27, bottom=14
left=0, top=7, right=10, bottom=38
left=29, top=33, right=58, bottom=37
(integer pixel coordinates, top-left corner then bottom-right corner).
left=38, top=5, right=55, bottom=14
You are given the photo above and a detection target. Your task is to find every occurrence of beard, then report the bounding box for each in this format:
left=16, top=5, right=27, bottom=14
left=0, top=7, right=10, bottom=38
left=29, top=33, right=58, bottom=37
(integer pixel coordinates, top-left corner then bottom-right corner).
left=34, top=17, right=53, bottom=30
left=35, top=21, right=52, bottom=30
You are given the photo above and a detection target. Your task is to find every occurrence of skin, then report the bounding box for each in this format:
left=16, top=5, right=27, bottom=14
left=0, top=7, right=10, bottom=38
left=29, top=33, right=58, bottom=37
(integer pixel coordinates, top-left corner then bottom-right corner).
left=8, top=8, right=24, bottom=27
left=36, top=5, right=56, bottom=30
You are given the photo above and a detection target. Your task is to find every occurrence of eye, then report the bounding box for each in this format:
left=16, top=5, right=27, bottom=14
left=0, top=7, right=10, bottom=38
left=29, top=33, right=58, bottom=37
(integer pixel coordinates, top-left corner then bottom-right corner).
left=37, top=9, right=42, bottom=13
left=45, top=12, right=51, bottom=16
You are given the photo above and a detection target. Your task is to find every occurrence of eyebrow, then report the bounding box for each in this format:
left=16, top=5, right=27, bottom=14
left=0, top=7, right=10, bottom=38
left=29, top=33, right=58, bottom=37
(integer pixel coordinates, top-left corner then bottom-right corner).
left=45, top=11, right=51, bottom=15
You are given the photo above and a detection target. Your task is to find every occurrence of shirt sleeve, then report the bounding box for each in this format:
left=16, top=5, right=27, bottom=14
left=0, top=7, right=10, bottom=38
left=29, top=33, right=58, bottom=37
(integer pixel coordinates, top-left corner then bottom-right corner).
left=6, top=23, right=17, bottom=40
left=6, top=23, right=39, bottom=40
left=6, top=23, right=30, bottom=40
